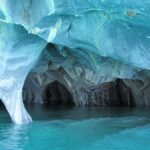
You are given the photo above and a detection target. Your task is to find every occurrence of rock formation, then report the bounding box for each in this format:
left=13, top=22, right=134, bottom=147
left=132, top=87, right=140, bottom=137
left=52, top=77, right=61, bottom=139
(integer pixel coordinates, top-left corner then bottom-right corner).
left=0, top=1, right=150, bottom=124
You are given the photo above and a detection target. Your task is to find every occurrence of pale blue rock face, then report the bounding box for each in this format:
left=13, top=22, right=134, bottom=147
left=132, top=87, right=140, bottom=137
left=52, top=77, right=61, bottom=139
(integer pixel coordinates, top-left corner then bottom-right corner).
left=0, top=0, right=149, bottom=123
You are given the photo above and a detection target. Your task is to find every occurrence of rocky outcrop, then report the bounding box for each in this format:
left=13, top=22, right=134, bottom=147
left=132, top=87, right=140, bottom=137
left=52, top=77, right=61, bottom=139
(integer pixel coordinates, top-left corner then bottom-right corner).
left=76, top=82, right=120, bottom=106
left=23, top=71, right=150, bottom=108
left=21, top=72, right=133, bottom=107
left=123, top=79, right=150, bottom=107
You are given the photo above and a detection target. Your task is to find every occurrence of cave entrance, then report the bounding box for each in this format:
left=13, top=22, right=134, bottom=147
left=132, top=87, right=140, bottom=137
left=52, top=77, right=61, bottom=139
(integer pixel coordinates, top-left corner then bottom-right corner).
left=0, top=100, right=11, bottom=122
left=44, top=81, right=74, bottom=107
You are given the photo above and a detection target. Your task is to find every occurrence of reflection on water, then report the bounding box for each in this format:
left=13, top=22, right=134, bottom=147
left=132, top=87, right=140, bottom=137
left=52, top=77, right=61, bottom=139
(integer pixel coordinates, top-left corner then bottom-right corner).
left=0, top=105, right=150, bottom=150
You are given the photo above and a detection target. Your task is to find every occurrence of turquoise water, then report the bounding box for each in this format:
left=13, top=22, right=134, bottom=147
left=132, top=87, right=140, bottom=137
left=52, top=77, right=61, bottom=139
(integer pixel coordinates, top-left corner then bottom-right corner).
left=0, top=106, right=150, bottom=150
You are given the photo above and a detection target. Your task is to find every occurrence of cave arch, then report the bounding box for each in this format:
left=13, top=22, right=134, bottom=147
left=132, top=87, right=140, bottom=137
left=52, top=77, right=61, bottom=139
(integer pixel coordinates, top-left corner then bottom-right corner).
left=43, top=81, right=74, bottom=106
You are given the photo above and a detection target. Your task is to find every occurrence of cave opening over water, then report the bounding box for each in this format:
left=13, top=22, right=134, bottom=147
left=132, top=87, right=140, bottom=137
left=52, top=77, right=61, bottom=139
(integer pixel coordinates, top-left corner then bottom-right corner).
left=43, top=81, right=74, bottom=107
left=23, top=80, right=75, bottom=120
left=0, top=100, right=11, bottom=122
left=23, top=80, right=75, bottom=121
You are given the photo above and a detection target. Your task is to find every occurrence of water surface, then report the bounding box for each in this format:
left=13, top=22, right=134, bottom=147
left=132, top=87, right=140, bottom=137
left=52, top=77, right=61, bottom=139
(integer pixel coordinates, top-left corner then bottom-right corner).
left=0, top=106, right=150, bottom=150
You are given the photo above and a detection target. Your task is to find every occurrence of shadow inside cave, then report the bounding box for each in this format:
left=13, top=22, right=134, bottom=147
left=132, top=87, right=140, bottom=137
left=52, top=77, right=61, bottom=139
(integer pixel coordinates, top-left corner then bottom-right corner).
left=0, top=100, right=11, bottom=122
left=23, top=80, right=75, bottom=121
left=43, top=81, right=74, bottom=107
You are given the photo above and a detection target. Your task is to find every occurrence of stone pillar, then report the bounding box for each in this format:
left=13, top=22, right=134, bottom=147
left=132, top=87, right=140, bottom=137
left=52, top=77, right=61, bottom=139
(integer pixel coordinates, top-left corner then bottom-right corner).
left=0, top=80, right=32, bottom=124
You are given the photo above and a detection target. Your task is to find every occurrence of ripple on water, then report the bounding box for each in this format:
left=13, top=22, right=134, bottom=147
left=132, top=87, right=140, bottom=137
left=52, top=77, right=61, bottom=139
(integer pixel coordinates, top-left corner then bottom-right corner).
left=0, top=106, right=150, bottom=150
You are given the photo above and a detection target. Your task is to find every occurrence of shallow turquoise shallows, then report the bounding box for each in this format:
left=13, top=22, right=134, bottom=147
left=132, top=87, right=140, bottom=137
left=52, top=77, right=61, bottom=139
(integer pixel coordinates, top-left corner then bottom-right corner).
left=0, top=106, right=150, bottom=150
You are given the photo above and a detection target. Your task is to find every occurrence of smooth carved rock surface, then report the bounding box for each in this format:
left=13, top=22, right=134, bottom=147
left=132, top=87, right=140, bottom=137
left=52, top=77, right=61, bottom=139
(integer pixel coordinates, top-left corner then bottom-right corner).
left=0, top=1, right=150, bottom=124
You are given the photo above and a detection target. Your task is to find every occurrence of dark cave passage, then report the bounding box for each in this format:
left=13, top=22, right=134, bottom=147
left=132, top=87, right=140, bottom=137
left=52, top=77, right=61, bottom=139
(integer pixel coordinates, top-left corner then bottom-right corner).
left=0, top=100, right=8, bottom=111
left=0, top=100, right=11, bottom=122
left=23, top=80, right=75, bottom=121
left=0, top=100, right=4, bottom=107
left=43, top=81, right=74, bottom=107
